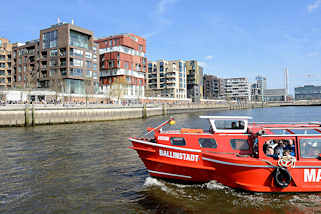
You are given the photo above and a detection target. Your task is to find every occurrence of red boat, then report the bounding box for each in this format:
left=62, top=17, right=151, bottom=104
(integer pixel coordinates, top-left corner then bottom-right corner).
left=129, top=116, right=321, bottom=192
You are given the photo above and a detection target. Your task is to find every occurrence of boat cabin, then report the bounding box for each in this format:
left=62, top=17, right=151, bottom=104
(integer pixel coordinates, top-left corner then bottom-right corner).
left=251, top=123, right=321, bottom=161
left=152, top=116, right=254, bottom=155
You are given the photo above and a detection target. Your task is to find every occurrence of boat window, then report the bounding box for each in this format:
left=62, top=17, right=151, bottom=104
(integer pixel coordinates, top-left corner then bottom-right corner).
left=214, top=120, right=245, bottom=130
left=263, top=139, right=296, bottom=158
left=170, top=137, right=186, bottom=146
left=199, top=138, right=217, bottom=148
left=230, top=139, right=249, bottom=151
left=300, top=138, right=321, bottom=158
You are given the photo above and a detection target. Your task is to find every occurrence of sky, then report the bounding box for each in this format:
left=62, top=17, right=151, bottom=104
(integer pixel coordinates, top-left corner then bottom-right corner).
left=1, top=0, right=321, bottom=94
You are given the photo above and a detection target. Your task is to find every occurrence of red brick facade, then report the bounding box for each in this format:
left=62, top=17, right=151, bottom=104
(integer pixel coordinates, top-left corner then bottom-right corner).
left=95, top=34, right=147, bottom=98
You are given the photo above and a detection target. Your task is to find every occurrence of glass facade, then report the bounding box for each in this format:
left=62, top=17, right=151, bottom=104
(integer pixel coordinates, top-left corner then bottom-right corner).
left=42, top=31, right=57, bottom=49
left=295, top=85, right=321, bottom=100
left=69, top=30, right=89, bottom=49
left=64, top=79, right=85, bottom=94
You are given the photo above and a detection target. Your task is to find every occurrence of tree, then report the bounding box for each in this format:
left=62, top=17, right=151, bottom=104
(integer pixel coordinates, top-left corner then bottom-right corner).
left=24, top=67, right=38, bottom=103
left=109, top=76, right=128, bottom=104
left=84, top=79, right=95, bottom=107
left=49, top=70, right=65, bottom=104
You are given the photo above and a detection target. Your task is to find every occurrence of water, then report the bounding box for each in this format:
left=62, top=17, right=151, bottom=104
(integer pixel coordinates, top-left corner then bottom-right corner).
left=0, top=106, right=321, bottom=214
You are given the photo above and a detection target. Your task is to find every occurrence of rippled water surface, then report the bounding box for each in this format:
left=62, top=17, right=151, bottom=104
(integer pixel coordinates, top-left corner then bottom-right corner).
left=1, top=106, right=321, bottom=213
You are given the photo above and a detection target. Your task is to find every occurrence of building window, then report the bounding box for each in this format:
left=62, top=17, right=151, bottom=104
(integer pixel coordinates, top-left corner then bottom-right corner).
left=124, top=61, right=129, bottom=69
left=50, top=49, right=58, bottom=56
left=86, top=60, right=92, bottom=68
left=108, top=60, right=114, bottom=68
left=72, top=59, right=83, bottom=67
left=85, top=52, right=92, bottom=59
left=69, top=30, right=89, bottom=49
left=64, top=79, right=85, bottom=94
left=43, top=30, right=57, bottom=49
left=70, top=48, right=83, bottom=57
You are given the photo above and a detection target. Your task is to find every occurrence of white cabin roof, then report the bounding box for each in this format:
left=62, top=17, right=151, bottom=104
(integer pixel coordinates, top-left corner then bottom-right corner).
left=200, top=116, right=252, bottom=120
left=200, top=115, right=252, bottom=133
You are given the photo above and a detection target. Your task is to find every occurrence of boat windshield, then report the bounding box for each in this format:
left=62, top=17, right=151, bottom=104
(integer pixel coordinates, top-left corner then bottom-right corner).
left=300, top=138, right=321, bottom=158
left=214, top=120, right=245, bottom=130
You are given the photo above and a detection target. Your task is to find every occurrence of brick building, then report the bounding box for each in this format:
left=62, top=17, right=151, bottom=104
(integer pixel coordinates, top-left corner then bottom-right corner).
left=12, top=21, right=99, bottom=94
left=203, top=74, right=224, bottom=99
left=0, top=38, right=13, bottom=89
left=95, top=34, right=147, bottom=101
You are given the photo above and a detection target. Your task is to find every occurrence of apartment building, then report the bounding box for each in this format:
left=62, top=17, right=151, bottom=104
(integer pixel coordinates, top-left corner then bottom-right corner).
left=203, top=74, right=224, bottom=99
left=185, top=60, right=203, bottom=102
left=95, top=34, right=147, bottom=100
left=251, top=75, right=267, bottom=101
left=224, top=77, right=251, bottom=101
left=0, top=38, right=13, bottom=89
left=146, top=59, right=187, bottom=99
left=12, top=21, right=99, bottom=94
left=12, top=40, right=40, bottom=88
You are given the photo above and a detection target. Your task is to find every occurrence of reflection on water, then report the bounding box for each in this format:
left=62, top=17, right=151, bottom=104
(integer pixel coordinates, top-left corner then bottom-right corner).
left=0, top=107, right=321, bottom=213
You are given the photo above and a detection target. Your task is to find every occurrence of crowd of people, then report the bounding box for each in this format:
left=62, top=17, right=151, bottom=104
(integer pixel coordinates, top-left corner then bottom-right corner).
left=263, top=139, right=295, bottom=159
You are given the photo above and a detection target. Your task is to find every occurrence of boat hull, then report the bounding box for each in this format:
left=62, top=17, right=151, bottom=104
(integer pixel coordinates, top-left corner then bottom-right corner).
left=130, top=138, right=321, bottom=192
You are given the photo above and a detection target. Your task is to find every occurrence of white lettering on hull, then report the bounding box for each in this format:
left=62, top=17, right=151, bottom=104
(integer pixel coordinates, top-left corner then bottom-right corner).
left=159, top=149, right=199, bottom=162
left=304, top=169, right=321, bottom=182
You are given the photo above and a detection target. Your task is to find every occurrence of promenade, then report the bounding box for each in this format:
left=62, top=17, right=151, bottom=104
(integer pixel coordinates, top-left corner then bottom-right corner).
left=0, top=101, right=289, bottom=127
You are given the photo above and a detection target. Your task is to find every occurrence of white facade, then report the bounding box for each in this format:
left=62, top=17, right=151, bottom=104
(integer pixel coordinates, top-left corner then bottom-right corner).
left=224, top=77, right=251, bottom=101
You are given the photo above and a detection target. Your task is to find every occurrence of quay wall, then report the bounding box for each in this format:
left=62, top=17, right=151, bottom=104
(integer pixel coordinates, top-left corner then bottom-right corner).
left=0, top=102, right=280, bottom=127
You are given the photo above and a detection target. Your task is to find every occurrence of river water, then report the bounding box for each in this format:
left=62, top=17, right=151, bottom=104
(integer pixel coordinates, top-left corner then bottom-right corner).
left=0, top=106, right=321, bottom=214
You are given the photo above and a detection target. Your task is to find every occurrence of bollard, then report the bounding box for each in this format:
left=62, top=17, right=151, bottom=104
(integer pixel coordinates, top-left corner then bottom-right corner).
left=142, top=104, right=147, bottom=119
left=32, top=105, right=35, bottom=126
left=162, top=103, right=167, bottom=116
left=25, top=105, right=31, bottom=127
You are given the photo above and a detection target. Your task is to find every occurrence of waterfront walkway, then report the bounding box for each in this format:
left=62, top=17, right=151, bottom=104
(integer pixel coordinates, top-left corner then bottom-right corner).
left=0, top=100, right=320, bottom=127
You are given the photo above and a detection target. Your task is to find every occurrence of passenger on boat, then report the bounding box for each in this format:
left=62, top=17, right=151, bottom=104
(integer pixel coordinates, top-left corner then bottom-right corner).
left=266, top=146, right=275, bottom=157
left=284, top=140, right=295, bottom=156
left=231, top=122, right=237, bottom=129
left=274, top=141, right=285, bottom=159
left=238, top=121, right=244, bottom=129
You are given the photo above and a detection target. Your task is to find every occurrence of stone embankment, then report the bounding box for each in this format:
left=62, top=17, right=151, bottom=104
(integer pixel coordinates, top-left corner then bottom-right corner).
left=0, top=102, right=284, bottom=127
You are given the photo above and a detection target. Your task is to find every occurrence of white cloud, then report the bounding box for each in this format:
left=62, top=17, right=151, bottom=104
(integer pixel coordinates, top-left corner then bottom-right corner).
left=198, top=61, right=208, bottom=68
left=142, top=31, right=159, bottom=39
left=307, top=0, right=321, bottom=13
left=307, top=51, right=319, bottom=57
left=157, top=0, right=178, bottom=14
left=205, top=55, right=214, bottom=60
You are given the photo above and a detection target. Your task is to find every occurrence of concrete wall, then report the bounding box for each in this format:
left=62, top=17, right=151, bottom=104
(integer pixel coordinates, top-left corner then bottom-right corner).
left=0, top=102, right=282, bottom=127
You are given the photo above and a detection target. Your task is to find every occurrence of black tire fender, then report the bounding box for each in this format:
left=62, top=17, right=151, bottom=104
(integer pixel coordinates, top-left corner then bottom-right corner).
left=273, top=167, right=291, bottom=188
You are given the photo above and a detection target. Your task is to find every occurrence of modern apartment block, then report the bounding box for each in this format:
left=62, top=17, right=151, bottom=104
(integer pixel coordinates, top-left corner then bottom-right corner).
left=147, top=59, right=187, bottom=99
left=264, top=88, right=287, bottom=101
left=95, top=34, right=147, bottom=100
left=295, top=85, right=321, bottom=100
left=0, top=38, right=13, bottom=89
left=224, top=77, right=251, bottom=101
left=12, top=40, right=40, bottom=88
left=186, top=60, right=203, bottom=102
left=12, top=21, right=99, bottom=94
left=203, top=74, right=224, bottom=99
left=251, top=75, right=267, bottom=101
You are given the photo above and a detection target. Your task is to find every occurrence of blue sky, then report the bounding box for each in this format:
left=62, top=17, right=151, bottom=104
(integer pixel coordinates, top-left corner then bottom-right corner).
left=1, top=0, right=321, bottom=94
